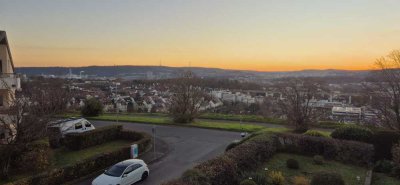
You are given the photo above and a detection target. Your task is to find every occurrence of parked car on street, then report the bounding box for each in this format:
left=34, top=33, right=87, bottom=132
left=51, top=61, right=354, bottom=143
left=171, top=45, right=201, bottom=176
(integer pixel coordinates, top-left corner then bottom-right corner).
left=92, top=159, right=149, bottom=185
left=48, top=117, right=95, bottom=137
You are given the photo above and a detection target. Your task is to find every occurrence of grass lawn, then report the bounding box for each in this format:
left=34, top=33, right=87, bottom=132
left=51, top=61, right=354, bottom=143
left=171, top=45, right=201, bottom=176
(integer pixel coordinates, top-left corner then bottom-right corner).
left=260, top=153, right=367, bottom=185
left=189, top=121, right=266, bottom=132
left=51, top=140, right=132, bottom=167
left=372, top=173, right=400, bottom=185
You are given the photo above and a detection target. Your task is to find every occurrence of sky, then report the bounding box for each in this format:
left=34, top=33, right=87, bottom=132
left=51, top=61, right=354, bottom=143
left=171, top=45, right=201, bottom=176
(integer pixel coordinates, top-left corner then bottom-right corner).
left=1, top=0, right=400, bottom=71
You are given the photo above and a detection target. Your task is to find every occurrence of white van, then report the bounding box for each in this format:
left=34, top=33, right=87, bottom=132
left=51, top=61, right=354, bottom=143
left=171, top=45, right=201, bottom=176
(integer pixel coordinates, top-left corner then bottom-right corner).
left=49, top=118, right=95, bottom=137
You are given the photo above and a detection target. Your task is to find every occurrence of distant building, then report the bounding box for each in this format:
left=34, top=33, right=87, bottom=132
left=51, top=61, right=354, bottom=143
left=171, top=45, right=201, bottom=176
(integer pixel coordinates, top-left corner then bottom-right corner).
left=332, top=106, right=362, bottom=123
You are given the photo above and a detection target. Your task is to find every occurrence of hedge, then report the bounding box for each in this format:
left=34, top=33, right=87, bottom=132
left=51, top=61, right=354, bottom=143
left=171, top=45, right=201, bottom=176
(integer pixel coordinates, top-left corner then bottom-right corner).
left=372, top=131, right=400, bottom=160
left=4, top=131, right=151, bottom=185
left=276, top=133, right=374, bottom=166
left=162, top=133, right=277, bottom=185
left=63, top=124, right=123, bottom=150
left=330, top=125, right=373, bottom=143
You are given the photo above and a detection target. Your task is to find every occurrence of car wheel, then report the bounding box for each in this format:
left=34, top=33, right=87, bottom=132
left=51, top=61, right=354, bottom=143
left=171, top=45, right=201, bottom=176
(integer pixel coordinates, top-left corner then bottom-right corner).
left=141, top=171, right=149, bottom=181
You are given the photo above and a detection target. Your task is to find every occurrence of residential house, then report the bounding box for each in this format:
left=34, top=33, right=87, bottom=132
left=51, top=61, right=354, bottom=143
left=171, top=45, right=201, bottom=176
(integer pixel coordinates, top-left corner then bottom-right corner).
left=0, top=31, right=21, bottom=144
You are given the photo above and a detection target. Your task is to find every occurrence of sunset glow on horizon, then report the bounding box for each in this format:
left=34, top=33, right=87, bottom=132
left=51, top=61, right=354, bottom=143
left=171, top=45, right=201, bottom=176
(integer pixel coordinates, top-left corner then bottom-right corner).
left=1, top=0, right=400, bottom=71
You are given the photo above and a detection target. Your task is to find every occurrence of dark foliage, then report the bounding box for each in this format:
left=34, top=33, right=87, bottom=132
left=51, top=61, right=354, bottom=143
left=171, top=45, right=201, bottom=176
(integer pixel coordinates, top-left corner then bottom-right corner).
left=64, top=125, right=123, bottom=150
left=81, top=98, right=103, bottom=117
left=276, top=133, right=374, bottom=166
left=372, top=131, right=400, bottom=160
left=240, top=179, right=257, bottom=185
left=286, top=159, right=299, bottom=169
left=310, top=171, right=345, bottom=185
left=313, top=155, right=324, bottom=165
left=374, top=160, right=394, bottom=174
left=181, top=169, right=211, bottom=185
left=330, top=125, right=373, bottom=143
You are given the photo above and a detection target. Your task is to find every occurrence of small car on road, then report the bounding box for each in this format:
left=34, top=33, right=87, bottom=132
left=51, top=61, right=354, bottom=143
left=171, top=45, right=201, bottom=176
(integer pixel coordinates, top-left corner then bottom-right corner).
left=92, top=159, right=149, bottom=185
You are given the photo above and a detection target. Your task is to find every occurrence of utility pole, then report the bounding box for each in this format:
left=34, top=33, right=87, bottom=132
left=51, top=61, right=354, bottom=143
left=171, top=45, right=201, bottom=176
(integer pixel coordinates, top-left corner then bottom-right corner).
left=115, top=82, right=120, bottom=123
left=152, top=125, right=156, bottom=159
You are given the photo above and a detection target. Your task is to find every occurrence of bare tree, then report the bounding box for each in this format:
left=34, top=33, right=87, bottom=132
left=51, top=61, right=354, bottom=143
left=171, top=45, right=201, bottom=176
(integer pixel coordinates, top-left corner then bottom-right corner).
left=168, top=71, right=204, bottom=123
left=277, top=78, right=320, bottom=133
left=367, top=50, right=400, bottom=131
left=0, top=78, right=71, bottom=178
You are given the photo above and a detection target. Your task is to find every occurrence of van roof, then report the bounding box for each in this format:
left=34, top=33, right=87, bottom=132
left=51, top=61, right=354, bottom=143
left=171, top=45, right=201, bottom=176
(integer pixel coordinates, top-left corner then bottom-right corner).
left=49, top=118, right=88, bottom=132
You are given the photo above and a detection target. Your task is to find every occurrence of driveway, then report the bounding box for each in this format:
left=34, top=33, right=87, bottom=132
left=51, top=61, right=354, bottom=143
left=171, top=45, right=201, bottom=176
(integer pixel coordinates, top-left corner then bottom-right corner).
left=76, top=120, right=241, bottom=185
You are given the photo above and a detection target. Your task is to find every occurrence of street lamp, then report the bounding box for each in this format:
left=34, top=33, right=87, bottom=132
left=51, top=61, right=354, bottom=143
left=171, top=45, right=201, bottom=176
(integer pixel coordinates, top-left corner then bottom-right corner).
left=115, top=82, right=120, bottom=123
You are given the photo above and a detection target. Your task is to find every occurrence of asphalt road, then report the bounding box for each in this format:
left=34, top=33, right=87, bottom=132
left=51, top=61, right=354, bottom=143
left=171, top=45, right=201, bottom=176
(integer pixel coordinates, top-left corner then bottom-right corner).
left=76, top=120, right=241, bottom=185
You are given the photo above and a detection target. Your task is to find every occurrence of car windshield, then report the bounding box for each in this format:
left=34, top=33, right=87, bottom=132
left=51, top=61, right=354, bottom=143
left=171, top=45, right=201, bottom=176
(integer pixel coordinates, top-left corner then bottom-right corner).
left=104, top=165, right=126, bottom=177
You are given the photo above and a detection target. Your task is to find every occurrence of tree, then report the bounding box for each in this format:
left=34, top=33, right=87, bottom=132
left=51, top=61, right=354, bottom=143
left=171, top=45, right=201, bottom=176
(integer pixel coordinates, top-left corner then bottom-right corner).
left=0, top=78, right=71, bottom=178
left=168, top=71, right=204, bottom=123
left=367, top=50, right=400, bottom=131
left=277, top=78, right=320, bottom=133
left=81, top=98, right=103, bottom=117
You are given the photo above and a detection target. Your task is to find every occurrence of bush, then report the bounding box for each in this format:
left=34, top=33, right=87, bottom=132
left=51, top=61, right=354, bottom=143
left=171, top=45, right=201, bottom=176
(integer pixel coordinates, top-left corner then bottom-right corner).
left=330, top=125, right=373, bottom=143
left=276, top=133, right=374, bottom=166
left=81, top=98, right=103, bottom=117
left=181, top=169, right=210, bottom=185
left=293, top=176, right=309, bottom=185
left=225, top=140, right=241, bottom=151
left=225, top=133, right=277, bottom=172
left=313, top=155, right=324, bottom=165
left=310, top=171, right=344, bottom=185
left=195, top=156, right=238, bottom=185
left=393, top=143, right=400, bottom=165
left=303, top=130, right=326, bottom=137
left=269, top=171, right=285, bottom=185
left=374, top=160, right=394, bottom=173
left=4, top=134, right=151, bottom=185
left=372, top=131, right=400, bottom=160
left=11, top=140, right=50, bottom=173
left=391, top=165, right=400, bottom=178
left=64, top=125, right=122, bottom=150
left=286, top=159, right=299, bottom=169
left=240, top=179, right=257, bottom=185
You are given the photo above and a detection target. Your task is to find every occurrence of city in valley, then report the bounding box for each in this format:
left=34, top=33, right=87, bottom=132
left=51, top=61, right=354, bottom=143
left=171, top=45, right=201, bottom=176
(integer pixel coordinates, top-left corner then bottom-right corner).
left=1, top=1, right=400, bottom=185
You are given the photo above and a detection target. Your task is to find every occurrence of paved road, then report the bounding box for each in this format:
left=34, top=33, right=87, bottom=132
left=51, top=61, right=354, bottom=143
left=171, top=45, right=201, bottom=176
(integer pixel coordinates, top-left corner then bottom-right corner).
left=76, top=120, right=241, bottom=185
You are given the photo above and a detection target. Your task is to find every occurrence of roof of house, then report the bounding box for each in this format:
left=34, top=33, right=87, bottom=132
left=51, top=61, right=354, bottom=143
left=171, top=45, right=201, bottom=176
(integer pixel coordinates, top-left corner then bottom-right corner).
left=0, top=31, right=15, bottom=72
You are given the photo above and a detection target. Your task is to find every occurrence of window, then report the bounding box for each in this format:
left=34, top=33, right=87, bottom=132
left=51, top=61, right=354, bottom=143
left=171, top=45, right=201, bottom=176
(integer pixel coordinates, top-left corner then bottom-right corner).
left=0, top=95, right=3, bottom=106
left=124, top=166, right=135, bottom=174
left=131, top=164, right=143, bottom=171
left=75, top=122, right=82, bottom=129
left=0, top=60, right=2, bottom=73
left=84, top=121, right=91, bottom=127
left=0, top=132, right=5, bottom=139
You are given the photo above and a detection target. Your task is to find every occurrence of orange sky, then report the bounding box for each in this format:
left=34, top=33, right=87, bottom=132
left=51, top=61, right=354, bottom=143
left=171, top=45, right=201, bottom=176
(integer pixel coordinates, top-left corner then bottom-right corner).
left=1, top=0, right=400, bottom=71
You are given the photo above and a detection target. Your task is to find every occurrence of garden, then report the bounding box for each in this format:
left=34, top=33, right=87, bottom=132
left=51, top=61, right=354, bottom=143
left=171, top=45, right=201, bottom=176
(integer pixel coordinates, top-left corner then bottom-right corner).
left=162, top=125, right=400, bottom=185
left=1, top=125, right=151, bottom=185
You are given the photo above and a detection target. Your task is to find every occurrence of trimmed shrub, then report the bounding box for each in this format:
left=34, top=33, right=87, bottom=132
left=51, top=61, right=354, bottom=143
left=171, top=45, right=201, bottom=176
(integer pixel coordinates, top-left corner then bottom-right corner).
left=330, top=125, right=373, bottom=143
left=225, top=140, right=241, bottom=151
left=310, top=171, right=344, bottom=185
left=225, top=133, right=277, bottom=172
left=4, top=133, right=151, bottom=185
left=195, top=156, right=239, bottom=185
left=313, top=155, right=324, bottom=165
left=181, top=169, right=210, bottom=185
left=240, top=179, right=257, bottom=185
left=269, top=171, right=284, bottom=185
left=374, top=160, right=394, bottom=173
left=391, top=165, right=400, bottom=178
left=372, top=131, right=400, bottom=160
left=276, top=133, right=374, bottom=166
left=81, top=98, right=103, bottom=117
left=11, top=140, right=50, bottom=173
left=293, top=176, right=309, bottom=185
left=286, top=159, right=299, bottom=169
left=303, top=130, right=326, bottom=137
left=64, top=125, right=123, bottom=150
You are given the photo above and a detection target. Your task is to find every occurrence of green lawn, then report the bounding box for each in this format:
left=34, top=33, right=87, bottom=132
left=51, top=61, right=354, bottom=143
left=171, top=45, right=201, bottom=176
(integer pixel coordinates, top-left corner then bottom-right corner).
left=189, top=121, right=265, bottom=132
left=260, top=153, right=367, bottom=185
left=51, top=140, right=132, bottom=167
left=372, top=173, right=400, bottom=185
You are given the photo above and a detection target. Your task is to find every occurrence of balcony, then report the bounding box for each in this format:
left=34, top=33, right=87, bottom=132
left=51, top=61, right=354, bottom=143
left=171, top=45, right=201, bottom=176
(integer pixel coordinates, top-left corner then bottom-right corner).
left=0, top=73, right=21, bottom=90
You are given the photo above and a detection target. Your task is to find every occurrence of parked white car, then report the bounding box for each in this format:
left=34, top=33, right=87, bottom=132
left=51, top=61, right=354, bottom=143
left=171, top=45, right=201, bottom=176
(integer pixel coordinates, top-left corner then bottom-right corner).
left=92, top=159, right=149, bottom=185
left=48, top=118, right=95, bottom=137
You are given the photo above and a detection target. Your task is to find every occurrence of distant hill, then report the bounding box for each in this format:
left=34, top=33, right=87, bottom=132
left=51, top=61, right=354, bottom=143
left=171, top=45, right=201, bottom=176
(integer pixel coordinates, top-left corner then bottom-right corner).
left=15, top=66, right=370, bottom=79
